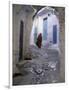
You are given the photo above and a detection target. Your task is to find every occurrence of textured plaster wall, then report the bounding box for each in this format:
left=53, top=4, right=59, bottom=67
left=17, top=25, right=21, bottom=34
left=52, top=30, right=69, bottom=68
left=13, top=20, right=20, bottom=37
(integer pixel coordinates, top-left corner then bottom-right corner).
left=57, top=7, right=65, bottom=82
left=13, top=5, right=34, bottom=74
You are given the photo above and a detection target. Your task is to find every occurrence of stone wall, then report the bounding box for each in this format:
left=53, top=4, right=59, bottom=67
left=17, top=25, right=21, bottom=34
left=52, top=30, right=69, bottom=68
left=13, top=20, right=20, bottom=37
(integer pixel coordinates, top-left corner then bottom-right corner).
left=13, top=5, right=34, bottom=74
left=57, top=7, right=65, bottom=82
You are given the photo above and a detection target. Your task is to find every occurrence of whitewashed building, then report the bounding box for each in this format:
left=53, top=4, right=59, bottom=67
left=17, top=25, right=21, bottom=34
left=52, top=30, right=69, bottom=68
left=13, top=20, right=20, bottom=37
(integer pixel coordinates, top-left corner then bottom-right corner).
left=30, top=7, right=60, bottom=49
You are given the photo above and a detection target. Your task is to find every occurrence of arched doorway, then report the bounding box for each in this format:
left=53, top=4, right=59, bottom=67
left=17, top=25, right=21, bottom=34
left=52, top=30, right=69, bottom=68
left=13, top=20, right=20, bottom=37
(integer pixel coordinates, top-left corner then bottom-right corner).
left=30, top=7, right=59, bottom=48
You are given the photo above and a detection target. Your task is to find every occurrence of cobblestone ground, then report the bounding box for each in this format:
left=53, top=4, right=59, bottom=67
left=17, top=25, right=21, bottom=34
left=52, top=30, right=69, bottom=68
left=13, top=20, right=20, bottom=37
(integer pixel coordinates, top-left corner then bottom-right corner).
left=13, top=46, right=60, bottom=85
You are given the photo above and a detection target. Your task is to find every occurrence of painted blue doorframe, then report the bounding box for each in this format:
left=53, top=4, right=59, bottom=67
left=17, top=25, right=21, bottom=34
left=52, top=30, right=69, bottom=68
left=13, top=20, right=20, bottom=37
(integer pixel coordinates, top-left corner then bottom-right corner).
left=43, top=18, right=47, bottom=40
left=53, top=25, right=57, bottom=44
left=34, top=27, right=37, bottom=44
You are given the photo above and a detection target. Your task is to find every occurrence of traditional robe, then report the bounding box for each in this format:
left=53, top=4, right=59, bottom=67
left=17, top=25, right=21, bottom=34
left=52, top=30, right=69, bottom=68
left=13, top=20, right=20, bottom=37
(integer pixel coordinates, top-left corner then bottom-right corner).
left=36, top=33, right=42, bottom=48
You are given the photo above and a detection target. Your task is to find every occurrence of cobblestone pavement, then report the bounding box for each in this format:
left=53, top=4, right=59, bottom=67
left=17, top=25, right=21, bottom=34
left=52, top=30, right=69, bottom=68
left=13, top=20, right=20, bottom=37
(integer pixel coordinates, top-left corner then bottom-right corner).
left=13, top=46, right=60, bottom=85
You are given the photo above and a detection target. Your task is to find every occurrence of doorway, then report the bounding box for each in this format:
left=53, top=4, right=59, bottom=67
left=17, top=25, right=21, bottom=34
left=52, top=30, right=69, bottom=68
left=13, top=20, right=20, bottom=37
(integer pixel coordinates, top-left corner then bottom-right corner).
left=43, top=18, right=47, bottom=40
left=53, top=25, right=57, bottom=44
left=19, top=20, right=24, bottom=61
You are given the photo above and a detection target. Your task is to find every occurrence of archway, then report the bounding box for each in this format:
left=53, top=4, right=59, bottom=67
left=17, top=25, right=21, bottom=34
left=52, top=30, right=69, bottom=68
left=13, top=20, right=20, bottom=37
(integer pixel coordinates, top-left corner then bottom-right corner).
left=30, top=7, right=59, bottom=49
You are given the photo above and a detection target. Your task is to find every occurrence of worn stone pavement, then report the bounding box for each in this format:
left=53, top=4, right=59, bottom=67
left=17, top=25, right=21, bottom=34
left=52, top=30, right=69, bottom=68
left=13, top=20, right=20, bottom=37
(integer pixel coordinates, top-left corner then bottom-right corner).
left=13, top=46, right=60, bottom=85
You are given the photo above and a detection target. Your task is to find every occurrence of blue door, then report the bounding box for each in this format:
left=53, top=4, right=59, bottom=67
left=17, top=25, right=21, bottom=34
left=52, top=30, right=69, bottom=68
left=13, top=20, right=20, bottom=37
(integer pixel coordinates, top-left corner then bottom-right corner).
left=34, top=27, right=37, bottom=44
left=43, top=19, right=47, bottom=40
left=53, top=25, right=57, bottom=44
